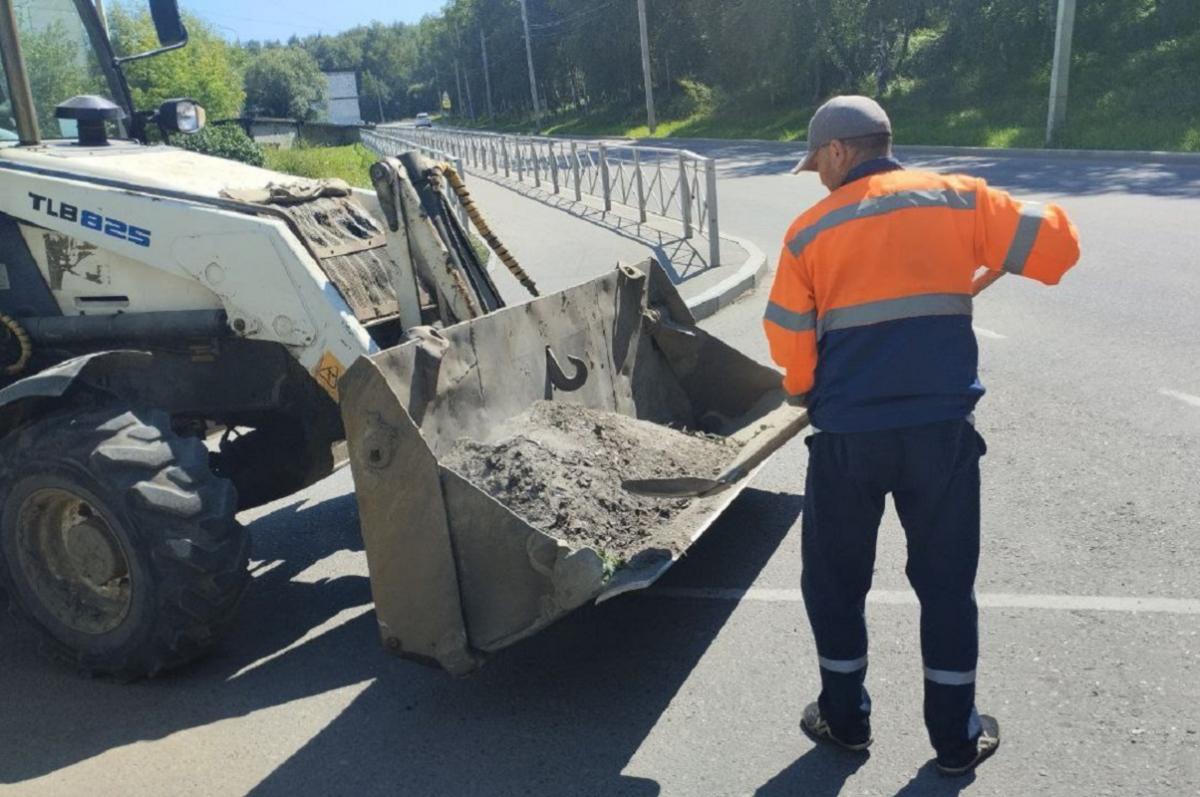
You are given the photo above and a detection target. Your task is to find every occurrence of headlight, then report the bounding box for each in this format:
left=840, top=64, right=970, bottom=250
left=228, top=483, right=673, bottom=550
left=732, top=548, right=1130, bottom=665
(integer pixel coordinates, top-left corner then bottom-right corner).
left=158, top=98, right=207, bottom=135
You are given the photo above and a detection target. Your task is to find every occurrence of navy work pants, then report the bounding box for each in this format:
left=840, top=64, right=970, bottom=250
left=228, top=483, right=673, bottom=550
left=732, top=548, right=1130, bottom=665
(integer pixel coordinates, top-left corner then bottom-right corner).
left=801, top=419, right=985, bottom=763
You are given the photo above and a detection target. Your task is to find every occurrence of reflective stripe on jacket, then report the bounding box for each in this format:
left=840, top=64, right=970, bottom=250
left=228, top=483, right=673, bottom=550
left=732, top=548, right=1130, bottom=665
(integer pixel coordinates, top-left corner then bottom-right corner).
left=764, top=167, right=1080, bottom=433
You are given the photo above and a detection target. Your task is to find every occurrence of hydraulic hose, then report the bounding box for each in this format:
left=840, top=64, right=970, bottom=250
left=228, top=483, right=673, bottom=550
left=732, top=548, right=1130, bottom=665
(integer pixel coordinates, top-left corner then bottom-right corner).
left=0, top=312, right=32, bottom=375
left=435, top=162, right=540, bottom=298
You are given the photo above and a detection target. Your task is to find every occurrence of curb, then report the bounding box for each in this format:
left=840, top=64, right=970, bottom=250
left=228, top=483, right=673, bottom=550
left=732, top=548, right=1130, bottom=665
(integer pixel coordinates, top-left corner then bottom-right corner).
left=681, top=233, right=769, bottom=322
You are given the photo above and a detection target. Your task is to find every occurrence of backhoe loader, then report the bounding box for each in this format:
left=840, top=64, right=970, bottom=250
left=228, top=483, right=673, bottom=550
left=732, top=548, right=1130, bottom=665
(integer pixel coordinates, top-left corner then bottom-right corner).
left=0, top=0, right=802, bottom=678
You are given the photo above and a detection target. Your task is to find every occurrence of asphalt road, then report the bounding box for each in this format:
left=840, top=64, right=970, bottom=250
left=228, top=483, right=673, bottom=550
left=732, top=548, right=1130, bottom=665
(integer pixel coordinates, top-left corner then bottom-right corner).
left=2, top=142, right=1198, bottom=796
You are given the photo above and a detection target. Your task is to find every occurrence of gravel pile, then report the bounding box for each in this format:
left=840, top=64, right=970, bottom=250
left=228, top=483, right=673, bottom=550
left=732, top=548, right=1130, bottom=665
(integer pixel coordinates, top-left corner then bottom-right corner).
left=442, top=401, right=736, bottom=557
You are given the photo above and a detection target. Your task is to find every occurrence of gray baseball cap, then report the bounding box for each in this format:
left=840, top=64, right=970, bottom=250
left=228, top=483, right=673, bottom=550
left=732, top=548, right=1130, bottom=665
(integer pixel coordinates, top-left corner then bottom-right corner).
left=794, top=95, right=892, bottom=173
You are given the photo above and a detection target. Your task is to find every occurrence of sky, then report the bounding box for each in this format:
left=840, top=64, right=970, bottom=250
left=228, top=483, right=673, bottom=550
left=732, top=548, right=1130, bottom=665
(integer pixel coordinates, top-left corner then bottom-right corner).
left=178, top=0, right=447, bottom=42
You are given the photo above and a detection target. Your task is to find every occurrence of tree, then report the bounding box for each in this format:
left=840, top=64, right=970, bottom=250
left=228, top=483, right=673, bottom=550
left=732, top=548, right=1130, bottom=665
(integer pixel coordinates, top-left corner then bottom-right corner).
left=243, top=47, right=328, bottom=120
left=20, top=20, right=109, bottom=134
left=107, top=6, right=245, bottom=120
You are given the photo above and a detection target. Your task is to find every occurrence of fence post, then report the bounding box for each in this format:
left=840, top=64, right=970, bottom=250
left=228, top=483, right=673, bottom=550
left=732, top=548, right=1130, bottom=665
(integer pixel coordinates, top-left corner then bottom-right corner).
left=599, top=143, right=612, bottom=212
left=705, top=158, right=720, bottom=267
left=502, top=139, right=510, bottom=177
left=634, top=149, right=647, bottom=223
left=571, top=142, right=582, bottom=202
left=679, top=152, right=693, bottom=239
left=549, top=141, right=560, bottom=194
left=532, top=139, right=541, bottom=188
left=516, top=137, right=525, bottom=183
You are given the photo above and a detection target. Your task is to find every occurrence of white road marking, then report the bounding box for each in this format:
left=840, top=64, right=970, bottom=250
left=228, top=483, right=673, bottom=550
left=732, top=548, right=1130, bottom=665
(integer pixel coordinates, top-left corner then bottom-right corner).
left=648, top=587, right=1200, bottom=615
left=1159, top=388, right=1200, bottom=408
left=973, top=325, right=1007, bottom=340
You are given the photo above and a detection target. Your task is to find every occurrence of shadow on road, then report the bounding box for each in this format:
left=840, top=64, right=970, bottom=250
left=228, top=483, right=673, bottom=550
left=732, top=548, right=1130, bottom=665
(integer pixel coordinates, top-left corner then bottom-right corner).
left=891, top=760, right=976, bottom=796
left=0, top=486, right=803, bottom=796
left=755, top=747, right=870, bottom=797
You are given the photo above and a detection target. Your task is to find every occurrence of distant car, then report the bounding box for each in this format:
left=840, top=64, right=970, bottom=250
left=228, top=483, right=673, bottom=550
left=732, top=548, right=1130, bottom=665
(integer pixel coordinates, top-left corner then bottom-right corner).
left=415, top=113, right=432, bottom=128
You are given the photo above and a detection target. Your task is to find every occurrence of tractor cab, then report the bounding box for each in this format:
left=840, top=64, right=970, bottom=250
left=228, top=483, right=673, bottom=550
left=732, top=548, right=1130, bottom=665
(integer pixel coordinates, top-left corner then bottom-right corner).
left=0, top=0, right=201, bottom=147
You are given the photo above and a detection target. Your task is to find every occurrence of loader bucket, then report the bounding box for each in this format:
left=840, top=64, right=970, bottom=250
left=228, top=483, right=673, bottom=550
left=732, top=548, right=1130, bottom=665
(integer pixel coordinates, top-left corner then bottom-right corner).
left=339, top=261, right=805, bottom=674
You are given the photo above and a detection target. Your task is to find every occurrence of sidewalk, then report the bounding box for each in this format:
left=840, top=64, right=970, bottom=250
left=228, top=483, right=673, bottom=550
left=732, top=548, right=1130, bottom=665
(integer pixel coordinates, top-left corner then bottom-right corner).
left=460, top=170, right=766, bottom=319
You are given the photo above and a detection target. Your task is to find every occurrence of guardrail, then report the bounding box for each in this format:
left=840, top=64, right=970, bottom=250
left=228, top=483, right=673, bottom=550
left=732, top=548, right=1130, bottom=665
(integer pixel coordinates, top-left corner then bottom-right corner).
left=363, top=125, right=722, bottom=267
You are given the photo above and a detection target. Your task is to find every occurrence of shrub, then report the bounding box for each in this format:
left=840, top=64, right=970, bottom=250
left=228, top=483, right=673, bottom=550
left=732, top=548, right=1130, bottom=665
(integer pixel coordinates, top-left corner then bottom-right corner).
left=174, top=124, right=265, bottom=167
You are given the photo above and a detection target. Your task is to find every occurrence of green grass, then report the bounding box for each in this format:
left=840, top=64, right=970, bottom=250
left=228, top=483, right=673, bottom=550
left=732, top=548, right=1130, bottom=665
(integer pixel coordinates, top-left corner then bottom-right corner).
left=457, top=90, right=1199, bottom=152
left=263, top=143, right=377, bottom=187
left=266, top=142, right=496, bottom=264
left=448, top=40, right=1200, bottom=153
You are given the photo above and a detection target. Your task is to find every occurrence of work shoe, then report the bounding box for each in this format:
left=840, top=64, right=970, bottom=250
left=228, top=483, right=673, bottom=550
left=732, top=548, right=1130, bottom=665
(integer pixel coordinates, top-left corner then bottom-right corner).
left=936, top=715, right=1001, bottom=776
left=800, top=702, right=873, bottom=752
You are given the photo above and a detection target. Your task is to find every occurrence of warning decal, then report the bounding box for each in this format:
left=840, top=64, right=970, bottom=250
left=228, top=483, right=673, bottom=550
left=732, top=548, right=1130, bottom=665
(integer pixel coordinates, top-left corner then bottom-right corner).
left=314, top=350, right=346, bottom=400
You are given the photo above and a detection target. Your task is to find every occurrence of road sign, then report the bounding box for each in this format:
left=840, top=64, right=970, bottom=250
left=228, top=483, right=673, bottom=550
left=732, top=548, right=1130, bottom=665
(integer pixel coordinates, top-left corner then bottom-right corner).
left=442, top=91, right=452, bottom=111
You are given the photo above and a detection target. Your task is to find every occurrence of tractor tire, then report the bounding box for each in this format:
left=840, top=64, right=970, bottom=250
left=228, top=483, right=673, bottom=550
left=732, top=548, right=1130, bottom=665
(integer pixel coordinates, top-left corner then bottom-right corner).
left=0, top=405, right=250, bottom=679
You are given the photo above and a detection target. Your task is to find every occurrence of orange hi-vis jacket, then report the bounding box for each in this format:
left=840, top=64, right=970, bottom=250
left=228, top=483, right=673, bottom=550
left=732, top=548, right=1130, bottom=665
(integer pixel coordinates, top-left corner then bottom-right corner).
left=764, top=161, right=1080, bottom=433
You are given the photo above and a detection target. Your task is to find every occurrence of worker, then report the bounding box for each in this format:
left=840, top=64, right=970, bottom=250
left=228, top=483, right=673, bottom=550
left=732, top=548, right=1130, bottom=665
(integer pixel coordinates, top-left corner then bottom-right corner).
left=764, top=95, right=1080, bottom=775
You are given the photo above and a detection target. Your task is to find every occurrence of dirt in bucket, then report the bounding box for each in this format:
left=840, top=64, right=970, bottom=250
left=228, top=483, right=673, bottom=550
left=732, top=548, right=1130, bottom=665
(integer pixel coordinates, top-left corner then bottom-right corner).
left=441, top=401, right=738, bottom=559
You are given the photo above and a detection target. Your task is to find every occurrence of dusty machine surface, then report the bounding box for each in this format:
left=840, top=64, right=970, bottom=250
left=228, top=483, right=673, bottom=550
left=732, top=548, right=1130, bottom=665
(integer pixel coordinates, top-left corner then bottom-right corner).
left=0, top=0, right=804, bottom=680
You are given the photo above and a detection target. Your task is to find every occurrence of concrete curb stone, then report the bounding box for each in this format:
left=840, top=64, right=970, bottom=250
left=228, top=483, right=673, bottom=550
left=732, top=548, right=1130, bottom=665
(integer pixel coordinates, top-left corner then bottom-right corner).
left=681, top=234, right=769, bottom=322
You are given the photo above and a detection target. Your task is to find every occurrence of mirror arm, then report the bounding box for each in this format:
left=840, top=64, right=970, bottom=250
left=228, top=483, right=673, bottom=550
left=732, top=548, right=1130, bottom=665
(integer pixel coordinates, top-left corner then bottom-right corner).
left=114, top=37, right=187, bottom=65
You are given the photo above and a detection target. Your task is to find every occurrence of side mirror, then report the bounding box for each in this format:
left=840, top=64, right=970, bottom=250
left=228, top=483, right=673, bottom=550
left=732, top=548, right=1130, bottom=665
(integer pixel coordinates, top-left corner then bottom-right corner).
left=149, top=0, right=187, bottom=47
left=157, top=98, right=206, bottom=135
left=117, top=1, right=188, bottom=62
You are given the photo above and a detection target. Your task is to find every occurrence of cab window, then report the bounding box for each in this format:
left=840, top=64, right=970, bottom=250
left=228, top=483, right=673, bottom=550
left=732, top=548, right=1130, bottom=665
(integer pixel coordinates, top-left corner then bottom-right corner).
left=11, top=0, right=111, bottom=137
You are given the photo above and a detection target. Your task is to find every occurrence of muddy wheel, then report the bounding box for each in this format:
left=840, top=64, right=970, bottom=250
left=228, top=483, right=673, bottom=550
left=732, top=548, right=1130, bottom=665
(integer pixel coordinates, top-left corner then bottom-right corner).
left=0, top=406, right=249, bottom=679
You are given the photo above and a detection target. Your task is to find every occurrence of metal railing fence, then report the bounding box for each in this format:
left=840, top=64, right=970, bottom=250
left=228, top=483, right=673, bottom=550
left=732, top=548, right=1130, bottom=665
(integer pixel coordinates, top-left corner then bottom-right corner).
left=362, top=125, right=722, bottom=267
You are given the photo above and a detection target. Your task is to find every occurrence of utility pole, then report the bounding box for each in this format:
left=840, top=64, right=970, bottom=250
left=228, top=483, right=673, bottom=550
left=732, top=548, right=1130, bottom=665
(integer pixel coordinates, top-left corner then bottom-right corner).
left=453, top=24, right=476, bottom=120
left=518, top=0, right=541, bottom=124
left=465, top=66, right=476, bottom=121
left=636, top=0, right=656, bottom=134
left=1046, top=0, right=1077, bottom=146
left=480, top=29, right=495, bottom=118
left=454, top=59, right=465, bottom=121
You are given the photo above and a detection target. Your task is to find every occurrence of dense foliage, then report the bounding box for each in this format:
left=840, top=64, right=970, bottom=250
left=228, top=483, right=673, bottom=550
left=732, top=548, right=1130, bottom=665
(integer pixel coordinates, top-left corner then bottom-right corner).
left=254, top=0, right=1199, bottom=148
left=108, top=5, right=246, bottom=120
left=174, top=124, right=266, bottom=166
left=26, top=1, right=1198, bottom=149
left=243, top=47, right=329, bottom=120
